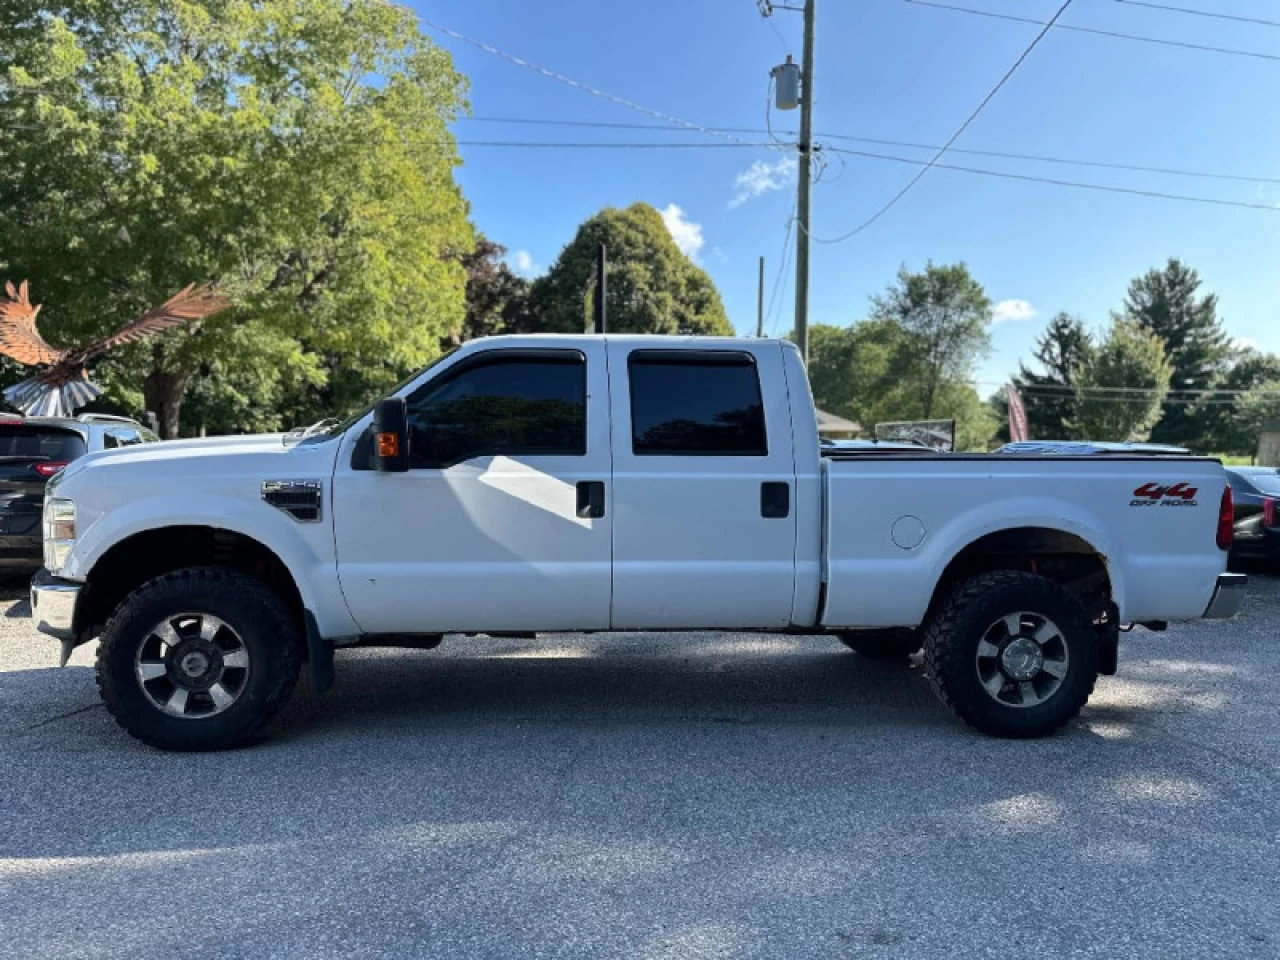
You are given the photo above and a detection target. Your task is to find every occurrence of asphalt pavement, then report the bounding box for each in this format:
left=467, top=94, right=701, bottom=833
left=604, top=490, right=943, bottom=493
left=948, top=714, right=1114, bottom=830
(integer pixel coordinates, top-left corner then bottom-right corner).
left=1, top=575, right=1278, bottom=959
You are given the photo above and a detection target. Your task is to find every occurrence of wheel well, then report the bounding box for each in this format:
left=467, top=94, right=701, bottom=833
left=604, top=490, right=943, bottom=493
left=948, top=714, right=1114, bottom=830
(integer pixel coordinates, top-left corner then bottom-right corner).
left=928, top=527, right=1112, bottom=622
left=78, top=527, right=305, bottom=643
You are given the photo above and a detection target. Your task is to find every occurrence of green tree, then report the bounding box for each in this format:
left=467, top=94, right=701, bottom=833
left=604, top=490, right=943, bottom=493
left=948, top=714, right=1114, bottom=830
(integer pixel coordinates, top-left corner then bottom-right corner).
left=1, top=0, right=472, bottom=435
left=1236, top=381, right=1280, bottom=457
left=805, top=318, right=994, bottom=450
left=868, top=261, right=992, bottom=419
left=1074, top=318, right=1172, bottom=441
left=1195, top=348, right=1280, bottom=455
left=1011, top=313, right=1094, bottom=440
left=1123, top=259, right=1230, bottom=447
left=530, top=204, right=732, bottom=336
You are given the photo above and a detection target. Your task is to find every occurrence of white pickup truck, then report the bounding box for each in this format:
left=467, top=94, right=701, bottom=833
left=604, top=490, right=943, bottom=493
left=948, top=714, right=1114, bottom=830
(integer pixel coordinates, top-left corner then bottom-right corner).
left=30, top=335, right=1246, bottom=750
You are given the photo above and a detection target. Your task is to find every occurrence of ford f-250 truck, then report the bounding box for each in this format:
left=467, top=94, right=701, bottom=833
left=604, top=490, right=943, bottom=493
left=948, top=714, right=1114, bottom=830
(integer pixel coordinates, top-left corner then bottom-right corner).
left=30, top=335, right=1246, bottom=750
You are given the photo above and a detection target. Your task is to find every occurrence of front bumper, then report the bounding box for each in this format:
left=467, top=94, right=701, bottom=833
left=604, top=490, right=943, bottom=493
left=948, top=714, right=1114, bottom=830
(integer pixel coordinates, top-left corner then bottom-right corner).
left=30, top=568, right=82, bottom=640
left=1203, top=573, right=1248, bottom=620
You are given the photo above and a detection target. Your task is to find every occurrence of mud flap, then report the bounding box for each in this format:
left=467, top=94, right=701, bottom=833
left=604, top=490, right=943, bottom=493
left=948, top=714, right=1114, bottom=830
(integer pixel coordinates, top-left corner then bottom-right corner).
left=1097, top=604, right=1120, bottom=677
left=304, top=610, right=335, bottom=694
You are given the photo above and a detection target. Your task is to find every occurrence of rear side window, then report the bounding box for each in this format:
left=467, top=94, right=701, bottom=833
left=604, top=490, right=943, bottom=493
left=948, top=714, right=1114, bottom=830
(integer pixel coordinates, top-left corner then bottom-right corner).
left=0, top=426, right=86, bottom=461
left=404, top=352, right=587, bottom=467
left=628, top=351, right=767, bottom=456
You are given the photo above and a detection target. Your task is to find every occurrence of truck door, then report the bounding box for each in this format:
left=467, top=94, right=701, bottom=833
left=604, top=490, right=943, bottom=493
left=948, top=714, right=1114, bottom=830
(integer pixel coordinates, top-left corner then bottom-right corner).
left=606, top=342, right=798, bottom=630
left=331, top=344, right=612, bottom=634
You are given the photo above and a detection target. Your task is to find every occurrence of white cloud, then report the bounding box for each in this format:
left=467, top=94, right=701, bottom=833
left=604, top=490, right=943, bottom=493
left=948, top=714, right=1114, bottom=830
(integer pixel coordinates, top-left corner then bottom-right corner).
left=660, top=203, right=705, bottom=260
left=1233, top=336, right=1260, bottom=352
left=992, top=299, right=1037, bottom=324
left=729, top=155, right=797, bottom=209
left=509, top=250, right=536, bottom=277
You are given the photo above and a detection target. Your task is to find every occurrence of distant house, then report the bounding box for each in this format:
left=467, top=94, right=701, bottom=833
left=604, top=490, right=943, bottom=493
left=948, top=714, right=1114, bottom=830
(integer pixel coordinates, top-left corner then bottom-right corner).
left=815, top=408, right=861, bottom=439
left=1259, top=420, right=1280, bottom=467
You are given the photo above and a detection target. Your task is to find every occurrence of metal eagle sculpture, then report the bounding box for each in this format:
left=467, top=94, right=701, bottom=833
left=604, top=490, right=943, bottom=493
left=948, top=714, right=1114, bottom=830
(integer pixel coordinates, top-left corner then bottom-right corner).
left=0, top=281, right=230, bottom=418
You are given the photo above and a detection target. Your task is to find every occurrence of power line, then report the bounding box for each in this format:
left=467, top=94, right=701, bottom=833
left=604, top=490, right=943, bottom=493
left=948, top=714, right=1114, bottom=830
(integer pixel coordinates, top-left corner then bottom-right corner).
left=765, top=206, right=797, bottom=336
left=1112, top=0, right=1280, bottom=30
left=808, top=0, right=1074, bottom=243
left=414, top=16, right=780, bottom=152
left=463, top=116, right=1280, bottom=186
left=901, top=0, right=1280, bottom=64
left=826, top=146, right=1280, bottom=212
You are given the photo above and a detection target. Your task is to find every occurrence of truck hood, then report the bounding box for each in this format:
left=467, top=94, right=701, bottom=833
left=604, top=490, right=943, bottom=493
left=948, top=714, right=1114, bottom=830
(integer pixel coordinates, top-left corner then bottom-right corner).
left=58, top=432, right=328, bottom=483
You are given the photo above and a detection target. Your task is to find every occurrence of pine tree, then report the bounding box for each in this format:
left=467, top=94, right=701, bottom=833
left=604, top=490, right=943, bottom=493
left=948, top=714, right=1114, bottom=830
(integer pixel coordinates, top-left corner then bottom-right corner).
left=1123, top=259, right=1230, bottom=447
left=1011, top=313, right=1093, bottom=440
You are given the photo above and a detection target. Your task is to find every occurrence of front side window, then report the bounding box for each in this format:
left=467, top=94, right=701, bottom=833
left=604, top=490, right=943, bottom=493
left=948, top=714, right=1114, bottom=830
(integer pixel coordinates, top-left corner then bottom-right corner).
left=404, top=352, right=587, bottom=467
left=628, top=351, right=767, bottom=456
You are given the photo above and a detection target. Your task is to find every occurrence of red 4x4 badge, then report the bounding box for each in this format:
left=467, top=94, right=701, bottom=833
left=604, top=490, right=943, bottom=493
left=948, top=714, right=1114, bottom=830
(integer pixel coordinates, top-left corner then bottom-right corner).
left=1131, top=482, right=1199, bottom=507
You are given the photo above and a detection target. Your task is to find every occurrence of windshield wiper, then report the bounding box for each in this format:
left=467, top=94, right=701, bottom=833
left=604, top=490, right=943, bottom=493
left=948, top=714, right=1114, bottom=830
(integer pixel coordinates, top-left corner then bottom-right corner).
left=284, top=418, right=339, bottom=442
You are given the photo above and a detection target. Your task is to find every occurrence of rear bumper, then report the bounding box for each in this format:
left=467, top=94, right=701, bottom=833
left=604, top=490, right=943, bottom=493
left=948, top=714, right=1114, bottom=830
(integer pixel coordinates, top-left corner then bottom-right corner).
left=30, top=568, right=82, bottom=640
left=1203, top=573, right=1248, bottom=620
left=0, top=534, right=43, bottom=567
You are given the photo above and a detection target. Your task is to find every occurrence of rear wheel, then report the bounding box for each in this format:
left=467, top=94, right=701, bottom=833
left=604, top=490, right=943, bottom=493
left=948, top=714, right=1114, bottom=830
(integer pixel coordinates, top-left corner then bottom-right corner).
left=96, top=567, right=302, bottom=751
left=923, top=571, right=1098, bottom=738
left=837, top=629, right=922, bottom=661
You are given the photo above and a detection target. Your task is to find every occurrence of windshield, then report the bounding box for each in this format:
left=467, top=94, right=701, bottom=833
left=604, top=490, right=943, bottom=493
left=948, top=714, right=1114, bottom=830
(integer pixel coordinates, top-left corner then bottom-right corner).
left=0, top=425, right=87, bottom=460
left=313, top=348, right=460, bottom=439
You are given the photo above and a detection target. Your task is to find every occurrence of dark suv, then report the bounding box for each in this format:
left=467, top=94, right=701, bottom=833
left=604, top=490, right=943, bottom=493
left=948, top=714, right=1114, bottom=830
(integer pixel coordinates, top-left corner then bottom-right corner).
left=0, top=414, right=156, bottom=569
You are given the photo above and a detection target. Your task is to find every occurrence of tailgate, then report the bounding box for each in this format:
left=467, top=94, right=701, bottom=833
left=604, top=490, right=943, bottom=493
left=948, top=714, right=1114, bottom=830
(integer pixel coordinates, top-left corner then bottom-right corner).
left=820, top=455, right=1227, bottom=628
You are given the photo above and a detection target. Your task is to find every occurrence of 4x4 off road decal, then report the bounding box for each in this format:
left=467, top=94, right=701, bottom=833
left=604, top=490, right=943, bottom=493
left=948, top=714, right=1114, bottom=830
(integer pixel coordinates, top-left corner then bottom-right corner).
left=1131, top=482, right=1199, bottom=507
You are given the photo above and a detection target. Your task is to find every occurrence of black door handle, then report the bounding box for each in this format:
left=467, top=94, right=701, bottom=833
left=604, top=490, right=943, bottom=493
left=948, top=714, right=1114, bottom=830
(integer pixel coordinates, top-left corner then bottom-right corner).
left=761, top=481, right=790, bottom=519
left=576, top=481, right=606, bottom=519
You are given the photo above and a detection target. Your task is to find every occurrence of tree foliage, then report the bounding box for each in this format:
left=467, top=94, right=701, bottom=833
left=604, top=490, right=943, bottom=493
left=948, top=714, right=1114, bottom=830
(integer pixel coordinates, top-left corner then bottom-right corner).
left=1123, top=259, right=1230, bottom=447
left=530, top=204, right=732, bottom=337
left=454, top=237, right=533, bottom=345
left=1010, top=313, right=1093, bottom=441
left=1, top=0, right=472, bottom=434
left=1074, top=318, right=1172, bottom=442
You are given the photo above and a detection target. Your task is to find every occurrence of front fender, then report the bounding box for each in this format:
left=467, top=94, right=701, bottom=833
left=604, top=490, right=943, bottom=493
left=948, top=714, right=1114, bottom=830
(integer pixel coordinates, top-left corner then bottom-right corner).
left=67, top=493, right=360, bottom=639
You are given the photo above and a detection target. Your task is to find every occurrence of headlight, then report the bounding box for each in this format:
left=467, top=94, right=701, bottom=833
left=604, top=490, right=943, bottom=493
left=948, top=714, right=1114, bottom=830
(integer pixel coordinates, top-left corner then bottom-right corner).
left=43, top=498, right=76, bottom=575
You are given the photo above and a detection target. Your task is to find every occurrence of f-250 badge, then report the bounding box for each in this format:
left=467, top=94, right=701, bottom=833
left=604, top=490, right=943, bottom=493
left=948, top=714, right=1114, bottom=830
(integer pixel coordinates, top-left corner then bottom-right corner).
left=1130, top=482, right=1199, bottom=507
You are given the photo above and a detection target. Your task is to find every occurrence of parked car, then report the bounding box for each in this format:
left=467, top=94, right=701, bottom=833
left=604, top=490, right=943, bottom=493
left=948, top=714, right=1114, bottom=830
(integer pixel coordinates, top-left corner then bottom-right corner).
left=30, top=335, right=1244, bottom=750
left=0, top=414, right=156, bottom=570
left=1225, top=466, right=1280, bottom=565
left=999, top=441, right=1191, bottom=456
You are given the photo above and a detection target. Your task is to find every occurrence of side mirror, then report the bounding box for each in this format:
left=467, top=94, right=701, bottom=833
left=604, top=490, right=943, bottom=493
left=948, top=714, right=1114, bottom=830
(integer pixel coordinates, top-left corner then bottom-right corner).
left=371, top=397, right=410, bottom=472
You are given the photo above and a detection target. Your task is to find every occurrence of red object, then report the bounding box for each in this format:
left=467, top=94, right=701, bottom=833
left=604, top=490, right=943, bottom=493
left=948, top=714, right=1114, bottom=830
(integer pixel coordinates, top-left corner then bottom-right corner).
left=1217, top=485, right=1234, bottom=551
left=1006, top=383, right=1029, bottom=443
left=1265, top=498, right=1276, bottom=529
left=1164, top=482, right=1198, bottom=501
left=34, top=461, right=67, bottom=478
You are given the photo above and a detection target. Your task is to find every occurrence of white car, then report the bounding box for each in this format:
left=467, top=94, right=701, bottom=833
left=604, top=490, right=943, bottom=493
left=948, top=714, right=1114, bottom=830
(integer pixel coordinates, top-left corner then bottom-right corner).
left=30, top=336, right=1245, bottom=750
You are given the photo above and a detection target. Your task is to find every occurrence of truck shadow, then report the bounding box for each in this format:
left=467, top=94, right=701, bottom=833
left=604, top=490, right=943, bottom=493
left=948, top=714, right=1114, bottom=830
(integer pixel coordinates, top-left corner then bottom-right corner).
left=280, top=637, right=970, bottom=734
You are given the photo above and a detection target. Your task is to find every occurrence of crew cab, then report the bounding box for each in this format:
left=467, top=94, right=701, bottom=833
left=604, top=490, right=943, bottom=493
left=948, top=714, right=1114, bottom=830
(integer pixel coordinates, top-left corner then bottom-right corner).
left=30, top=336, right=1246, bottom=750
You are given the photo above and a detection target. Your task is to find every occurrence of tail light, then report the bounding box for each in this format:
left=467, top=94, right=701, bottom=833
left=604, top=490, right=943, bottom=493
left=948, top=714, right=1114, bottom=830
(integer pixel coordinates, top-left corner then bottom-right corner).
left=34, top=461, right=67, bottom=478
left=1217, top=485, right=1234, bottom=551
left=1265, top=498, right=1277, bottom=529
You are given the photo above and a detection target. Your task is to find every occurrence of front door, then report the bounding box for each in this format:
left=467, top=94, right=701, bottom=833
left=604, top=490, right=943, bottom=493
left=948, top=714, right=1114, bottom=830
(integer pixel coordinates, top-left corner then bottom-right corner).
left=332, top=344, right=612, bottom=635
left=607, top=342, right=798, bottom=630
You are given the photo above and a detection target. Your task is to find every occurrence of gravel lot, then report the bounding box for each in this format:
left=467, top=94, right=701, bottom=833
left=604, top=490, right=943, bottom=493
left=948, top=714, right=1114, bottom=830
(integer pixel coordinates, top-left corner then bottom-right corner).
left=1, top=574, right=1278, bottom=960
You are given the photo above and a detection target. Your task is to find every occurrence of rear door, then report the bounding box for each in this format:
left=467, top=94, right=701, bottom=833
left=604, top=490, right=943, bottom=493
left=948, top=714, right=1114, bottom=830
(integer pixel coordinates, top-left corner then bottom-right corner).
left=606, top=342, right=798, bottom=630
left=0, top=424, right=86, bottom=553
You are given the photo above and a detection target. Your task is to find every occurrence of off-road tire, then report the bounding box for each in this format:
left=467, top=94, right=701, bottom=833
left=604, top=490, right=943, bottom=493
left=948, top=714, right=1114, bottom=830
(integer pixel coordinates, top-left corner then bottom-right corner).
left=837, top=629, right=922, bottom=661
left=923, top=571, right=1099, bottom=738
left=96, top=567, right=302, bottom=751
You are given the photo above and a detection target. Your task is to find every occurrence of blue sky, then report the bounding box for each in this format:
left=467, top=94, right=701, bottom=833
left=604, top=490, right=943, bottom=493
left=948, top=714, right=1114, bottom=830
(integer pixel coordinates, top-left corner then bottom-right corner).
left=416, top=0, right=1280, bottom=392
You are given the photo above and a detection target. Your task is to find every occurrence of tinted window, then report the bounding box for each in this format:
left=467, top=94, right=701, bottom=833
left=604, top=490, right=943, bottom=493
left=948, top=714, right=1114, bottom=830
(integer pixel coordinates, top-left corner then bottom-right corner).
left=405, top=353, right=586, bottom=467
left=0, top=426, right=86, bottom=461
left=629, top=351, right=767, bottom=456
left=108, top=428, right=145, bottom=447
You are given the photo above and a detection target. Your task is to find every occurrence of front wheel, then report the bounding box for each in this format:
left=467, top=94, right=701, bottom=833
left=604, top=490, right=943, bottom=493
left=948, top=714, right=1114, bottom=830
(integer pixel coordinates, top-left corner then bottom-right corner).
left=96, top=567, right=302, bottom=751
left=922, top=571, right=1099, bottom=738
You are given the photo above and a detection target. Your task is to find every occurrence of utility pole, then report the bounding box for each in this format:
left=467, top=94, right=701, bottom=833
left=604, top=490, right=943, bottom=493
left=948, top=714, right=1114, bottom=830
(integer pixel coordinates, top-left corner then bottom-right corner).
left=756, top=256, right=765, bottom=337
left=794, top=0, right=815, bottom=364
